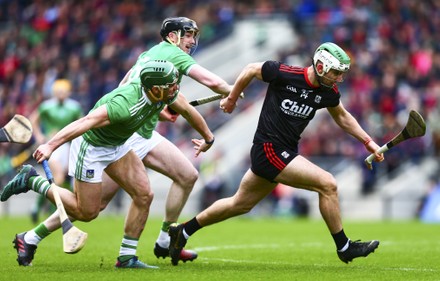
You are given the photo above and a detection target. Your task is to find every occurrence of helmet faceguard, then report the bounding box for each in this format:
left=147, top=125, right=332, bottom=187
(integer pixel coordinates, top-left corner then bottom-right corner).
left=160, top=17, right=200, bottom=55
left=140, top=60, right=179, bottom=102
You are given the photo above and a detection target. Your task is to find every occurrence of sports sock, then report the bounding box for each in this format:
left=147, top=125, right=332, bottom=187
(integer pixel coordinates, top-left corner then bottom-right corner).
left=332, top=229, right=349, bottom=251
left=183, top=217, right=202, bottom=237
left=161, top=221, right=172, bottom=232
left=24, top=223, right=50, bottom=245
left=29, top=176, right=51, bottom=197
left=118, top=235, right=138, bottom=261
left=156, top=221, right=173, bottom=248
left=156, top=230, right=170, bottom=248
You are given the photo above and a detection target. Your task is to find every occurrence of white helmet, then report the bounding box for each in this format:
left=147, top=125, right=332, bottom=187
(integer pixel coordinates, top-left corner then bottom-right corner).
left=313, top=42, right=350, bottom=75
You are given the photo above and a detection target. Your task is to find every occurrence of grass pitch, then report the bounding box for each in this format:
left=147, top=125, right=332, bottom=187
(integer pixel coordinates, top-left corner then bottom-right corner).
left=0, top=216, right=439, bottom=281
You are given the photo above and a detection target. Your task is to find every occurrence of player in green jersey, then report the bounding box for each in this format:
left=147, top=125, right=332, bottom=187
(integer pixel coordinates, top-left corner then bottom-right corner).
left=6, top=16, right=236, bottom=266
left=1, top=60, right=215, bottom=268
left=29, top=79, right=83, bottom=223
left=106, top=17, right=234, bottom=262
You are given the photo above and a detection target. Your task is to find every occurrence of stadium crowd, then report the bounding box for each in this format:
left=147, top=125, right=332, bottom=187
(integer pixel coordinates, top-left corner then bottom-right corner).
left=0, top=0, right=439, bottom=197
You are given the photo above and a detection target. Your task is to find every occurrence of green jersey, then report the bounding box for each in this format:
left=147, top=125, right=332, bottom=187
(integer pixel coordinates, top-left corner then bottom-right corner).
left=126, top=42, right=197, bottom=139
left=38, top=98, right=83, bottom=136
left=83, top=83, right=164, bottom=147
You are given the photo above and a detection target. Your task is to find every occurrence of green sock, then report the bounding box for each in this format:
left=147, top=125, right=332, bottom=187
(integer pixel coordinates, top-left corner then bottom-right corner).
left=34, top=223, right=51, bottom=239
left=118, top=255, right=135, bottom=262
left=161, top=221, right=172, bottom=232
left=29, top=176, right=51, bottom=197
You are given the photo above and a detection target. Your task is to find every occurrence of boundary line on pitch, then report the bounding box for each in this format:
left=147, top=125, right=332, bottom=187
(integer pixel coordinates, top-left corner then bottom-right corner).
left=193, top=243, right=438, bottom=273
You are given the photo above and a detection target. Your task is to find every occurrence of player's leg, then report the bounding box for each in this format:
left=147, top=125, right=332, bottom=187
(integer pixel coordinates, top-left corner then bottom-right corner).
left=275, top=155, right=342, bottom=233
left=104, top=150, right=157, bottom=269
left=145, top=138, right=198, bottom=223
left=142, top=136, right=198, bottom=261
left=196, top=169, right=276, bottom=225
left=32, top=143, right=71, bottom=220
left=14, top=208, right=69, bottom=266
left=10, top=172, right=101, bottom=266
left=14, top=167, right=122, bottom=267
left=275, top=155, right=379, bottom=263
left=7, top=137, right=103, bottom=266
left=169, top=169, right=276, bottom=265
left=101, top=172, right=124, bottom=211
left=16, top=172, right=122, bottom=266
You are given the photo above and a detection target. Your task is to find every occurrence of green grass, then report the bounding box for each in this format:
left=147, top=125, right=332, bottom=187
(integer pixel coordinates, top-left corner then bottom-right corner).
left=1, top=216, right=439, bottom=281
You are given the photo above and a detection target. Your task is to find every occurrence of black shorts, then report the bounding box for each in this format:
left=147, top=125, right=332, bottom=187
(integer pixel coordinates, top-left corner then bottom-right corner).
left=250, top=142, right=298, bottom=182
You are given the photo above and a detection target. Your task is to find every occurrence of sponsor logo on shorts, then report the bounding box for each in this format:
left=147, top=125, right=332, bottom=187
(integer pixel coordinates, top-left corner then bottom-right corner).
left=281, top=151, right=290, bottom=158
left=86, top=169, right=95, bottom=178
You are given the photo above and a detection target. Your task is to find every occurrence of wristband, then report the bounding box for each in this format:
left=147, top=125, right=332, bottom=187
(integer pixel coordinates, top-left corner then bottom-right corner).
left=363, top=137, right=372, bottom=146
left=205, top=137, right=215, bottom=145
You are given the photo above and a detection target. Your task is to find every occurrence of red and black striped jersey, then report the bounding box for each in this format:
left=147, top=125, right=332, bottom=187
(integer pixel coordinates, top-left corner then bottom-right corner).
left=253, top=60, right=341, bottom=148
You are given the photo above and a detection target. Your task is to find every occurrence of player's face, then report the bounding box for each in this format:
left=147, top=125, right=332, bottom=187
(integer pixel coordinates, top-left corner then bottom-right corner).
left=321, top=69, right=347, bottom=87
left=178, top=31, right=197, bottom=54
left=53, top=88, right=70, bottom=101
left=162, top=82, right=179, bottom=102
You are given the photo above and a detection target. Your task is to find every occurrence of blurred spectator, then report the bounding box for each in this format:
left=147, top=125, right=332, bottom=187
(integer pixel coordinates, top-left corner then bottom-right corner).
left=198, top=150, right=227, bottom=211
left=1, top=0, right=439, bottom=199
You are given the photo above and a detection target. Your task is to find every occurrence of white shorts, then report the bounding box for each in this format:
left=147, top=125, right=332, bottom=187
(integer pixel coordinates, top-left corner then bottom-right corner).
left=68, top=136, right=131, bottom=183
left=50, top=142, right=70, bottom=171
left=125, top=131, right=164, bottom=159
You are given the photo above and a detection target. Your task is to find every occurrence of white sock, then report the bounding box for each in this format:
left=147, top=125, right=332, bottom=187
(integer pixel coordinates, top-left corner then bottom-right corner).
left=156, top=230, right=170, bottom=248
left=119, top=236, right=138, bottom=256
left=24, top=230, right=42, bottom=245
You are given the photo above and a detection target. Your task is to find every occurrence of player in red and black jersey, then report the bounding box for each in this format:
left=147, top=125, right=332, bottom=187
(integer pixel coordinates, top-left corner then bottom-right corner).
left=169, top=42, right=385, bottom=265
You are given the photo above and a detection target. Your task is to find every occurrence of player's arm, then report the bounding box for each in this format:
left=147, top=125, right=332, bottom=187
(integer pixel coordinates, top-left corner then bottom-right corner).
left=169, top=94, right=214, bottom=156
left=33, top=105, right=111, bottom=162
left=29, top=107, right=45, bottom=143
left=327, top=102, right=384, bottom=165
left=188, top=64, right=233, bottom=96
left=221, top=62, right=264, bottom=113
left=159, top=93, right=189, bottom=123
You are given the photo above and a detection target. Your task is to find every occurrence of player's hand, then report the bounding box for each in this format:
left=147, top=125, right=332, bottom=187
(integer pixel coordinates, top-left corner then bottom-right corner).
left=33, top=144, right=53, bottom=163
left=220, top=97, right=237, bottom=114
left=191, top=138, right=213, bottom=157
left=364, top=141, right=384, bottom=170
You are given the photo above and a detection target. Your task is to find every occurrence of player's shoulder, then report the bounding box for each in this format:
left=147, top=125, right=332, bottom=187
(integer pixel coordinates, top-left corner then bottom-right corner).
left=39, top=98, right=57, bottom=110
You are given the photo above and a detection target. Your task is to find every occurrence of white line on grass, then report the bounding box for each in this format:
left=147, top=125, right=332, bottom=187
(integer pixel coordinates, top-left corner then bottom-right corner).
left=193, top=243, right=438, bottom=273
left=193, top=242, right=324, bottom=252
left=199, top=257, right=438, bottom=272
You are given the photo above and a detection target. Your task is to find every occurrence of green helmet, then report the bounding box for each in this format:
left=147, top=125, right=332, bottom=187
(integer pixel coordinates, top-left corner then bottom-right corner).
left=313, top=42, right=350, bottom=74
left=140, top=60, right=179, bottom=90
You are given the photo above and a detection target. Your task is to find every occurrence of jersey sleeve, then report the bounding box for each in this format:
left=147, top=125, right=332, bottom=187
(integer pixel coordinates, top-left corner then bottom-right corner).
left=170, top=50, right=196, bottom=76
left=105, top=94, right=132, bottom=124
left=261, top=60, right=281, bottom=83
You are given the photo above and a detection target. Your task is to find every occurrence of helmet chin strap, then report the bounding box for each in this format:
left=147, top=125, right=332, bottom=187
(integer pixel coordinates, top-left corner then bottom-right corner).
left=166, top=30, right=181, bottom=46
left=147, top=87, right=164, bottom=103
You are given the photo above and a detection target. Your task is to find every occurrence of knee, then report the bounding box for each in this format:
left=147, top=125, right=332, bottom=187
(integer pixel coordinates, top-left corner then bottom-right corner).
left=77, top=208, right=100, bottom=222
left=319, top=172, right=338, bottom=196
left=133, top=189, right=154, bottom=207
left=177, top=167, right=199, bottom=189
